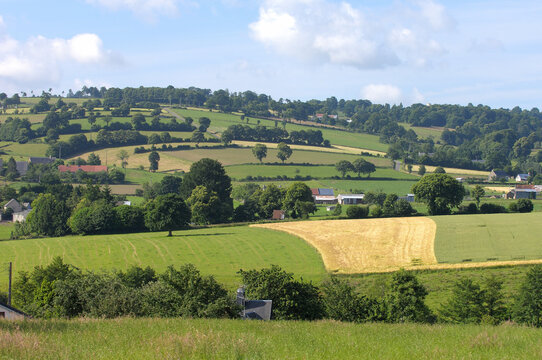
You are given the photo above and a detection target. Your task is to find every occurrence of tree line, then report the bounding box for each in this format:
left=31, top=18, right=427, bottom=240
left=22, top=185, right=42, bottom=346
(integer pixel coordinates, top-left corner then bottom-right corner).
left=6, top=256, right=542, bottom=327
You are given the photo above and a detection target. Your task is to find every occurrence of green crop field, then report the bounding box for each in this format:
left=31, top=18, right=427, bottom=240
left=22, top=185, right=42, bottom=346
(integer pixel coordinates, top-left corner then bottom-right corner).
left=225, top=164, right=419, bottom=181
left=433, top=212, right=542, bottom=264
left=0, top=142, right=48, bottom=158
left=171, top=108, right=388, bottom=152
left=168, top=147, right=368, bottom=166
left=0, top=226, right=326, bottom=290
left=2, top=318, right=542, bottom=359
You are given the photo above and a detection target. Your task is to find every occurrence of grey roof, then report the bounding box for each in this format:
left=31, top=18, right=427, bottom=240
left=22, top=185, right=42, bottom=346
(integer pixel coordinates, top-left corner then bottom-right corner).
left=4, top=199, right=22, bottom=212
left=318, top=188, right=334, bottom=196
left=0, top=302, right=30, bottom=317
left=244, top=300, right=272, bottom=320
left=16, top=161, right=28, bottom=175
left=491, top=170, right=508, bottom=177
left=29, top=157, right=56, bottom=164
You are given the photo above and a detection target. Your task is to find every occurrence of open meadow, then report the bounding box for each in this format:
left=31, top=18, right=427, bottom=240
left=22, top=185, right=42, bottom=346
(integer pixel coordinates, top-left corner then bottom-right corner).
left=2, top=318, right=542, bottom=360
left=0, top=226, right=326, bottom=290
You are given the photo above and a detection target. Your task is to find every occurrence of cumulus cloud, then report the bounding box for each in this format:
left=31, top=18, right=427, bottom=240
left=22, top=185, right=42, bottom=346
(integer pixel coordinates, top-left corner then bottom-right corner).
left=250, top=0, right=453, bottom=69
left=86, top=0, right=180, bottom=20
left=0, top=24, right=119, bottom=89
left=362, top=84, right=425, bottom=105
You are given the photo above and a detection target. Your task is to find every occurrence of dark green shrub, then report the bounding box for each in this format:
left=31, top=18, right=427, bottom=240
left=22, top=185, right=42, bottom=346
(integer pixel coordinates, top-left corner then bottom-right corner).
left=346, top=205, right=369, bottom=219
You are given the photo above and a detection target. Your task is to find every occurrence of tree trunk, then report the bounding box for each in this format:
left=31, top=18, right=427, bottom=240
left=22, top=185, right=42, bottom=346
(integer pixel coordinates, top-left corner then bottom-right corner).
left=168, top=230, right=172, bottom=237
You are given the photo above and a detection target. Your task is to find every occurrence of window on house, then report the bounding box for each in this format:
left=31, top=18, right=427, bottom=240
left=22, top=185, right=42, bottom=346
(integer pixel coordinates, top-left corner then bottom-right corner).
left=0, top=312, right=5, bottom=318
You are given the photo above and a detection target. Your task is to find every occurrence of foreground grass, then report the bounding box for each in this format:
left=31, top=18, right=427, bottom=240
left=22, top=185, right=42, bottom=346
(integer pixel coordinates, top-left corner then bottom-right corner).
left=1, top=318, right=542, bottom=359
left=0, top=227, right=326, bottom=289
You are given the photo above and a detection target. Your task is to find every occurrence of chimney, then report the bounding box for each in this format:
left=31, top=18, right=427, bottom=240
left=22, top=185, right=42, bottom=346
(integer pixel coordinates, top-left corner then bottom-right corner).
left=236, top=286, right=246, bottom=317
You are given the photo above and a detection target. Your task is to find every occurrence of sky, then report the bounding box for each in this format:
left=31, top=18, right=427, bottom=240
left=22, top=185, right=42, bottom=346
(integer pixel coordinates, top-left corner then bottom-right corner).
left=0, top=0, right=542, bottom=109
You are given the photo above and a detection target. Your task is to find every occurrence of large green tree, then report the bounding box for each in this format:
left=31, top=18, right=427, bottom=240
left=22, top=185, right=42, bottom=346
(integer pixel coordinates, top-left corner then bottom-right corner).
left=282, top=182, right=316, bottom=219
left=252, top=143, right=267, bottom=163
left=385, top=269, right=433, bottom=323
left=257, top=184, right=285, bottom=219
left=352, top=158, right=376, bottom=178
left=411, top=174, right=465, bottom=215
left=276, top=142, right=293, bottom=163
left=148, top=151, right=160, bottom=172
left=471, top=185, right=485, bottom=208
left=186, top=185, right=221, bottom=225
left=180, top=158, right=233, bottom=222
left=27, top=193, right=71, bottom=237
left=144, top=194, right=191, bottom=236
left=335, top=160, right=354, bottom=178
left=514, top=266, right=542, bottom=327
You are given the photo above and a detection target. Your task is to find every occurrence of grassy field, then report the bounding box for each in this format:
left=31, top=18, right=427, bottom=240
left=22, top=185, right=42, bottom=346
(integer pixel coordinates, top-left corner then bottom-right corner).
left=433, top=212, right=542, bottom=263
left=0, top=142, right=48, bottom=159
left=2, top=318, right=542, bottom=359
left=226, top=164, right=418, bottom=181
left=171, top=108, right=388, bottom=152
left=0, top=226, right=326, bottom=290
left=255, top=218, right=437, bottom=273
left=399, top=122, right=445, bottom=140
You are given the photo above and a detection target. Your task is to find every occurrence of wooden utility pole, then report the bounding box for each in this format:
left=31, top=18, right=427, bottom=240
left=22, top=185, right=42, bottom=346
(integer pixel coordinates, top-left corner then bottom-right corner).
left=8, top=262, right=12, bottom=306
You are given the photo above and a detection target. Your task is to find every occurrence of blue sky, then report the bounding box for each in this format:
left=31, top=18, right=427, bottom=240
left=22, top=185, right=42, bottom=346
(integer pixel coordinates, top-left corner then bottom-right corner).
left=0, top=0, right=541, bottom=109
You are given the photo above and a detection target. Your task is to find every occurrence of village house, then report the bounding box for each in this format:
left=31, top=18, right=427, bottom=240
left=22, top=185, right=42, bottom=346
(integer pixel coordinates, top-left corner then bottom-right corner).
left=489, top=170, right=509, bottom=182
left=236, top=287, right=272, bottom=321
left=15, top=161, right=28, bottom=176
left=0, top=303, right=30, bottom=320
left=13, top=209, right=32, bottom=223
left=515, top=174, right=529, bottom=182
left=337, top=194, right=365, bottom=205
left=4, top=199, right=23, bottom=213
left=311, top=188, right=337, bottom=204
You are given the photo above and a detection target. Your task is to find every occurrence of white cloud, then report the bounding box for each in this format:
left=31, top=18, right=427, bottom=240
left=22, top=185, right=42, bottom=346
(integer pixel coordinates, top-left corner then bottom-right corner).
left=362, top=84, right=425, bottom=105
left=86, top=0, right=180, bottom=20
left=250, top=0, right=453, bottom=69
left=0, top=24, right=120, bottom=90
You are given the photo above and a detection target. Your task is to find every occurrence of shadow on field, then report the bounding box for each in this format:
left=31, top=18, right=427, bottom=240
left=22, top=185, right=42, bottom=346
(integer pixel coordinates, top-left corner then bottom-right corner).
left=173, top=233, right=234, bottom=237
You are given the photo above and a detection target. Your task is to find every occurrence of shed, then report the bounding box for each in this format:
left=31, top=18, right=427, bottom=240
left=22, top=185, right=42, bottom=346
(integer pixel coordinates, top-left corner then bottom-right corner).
left=236, top=287, right=272, bottom=321
left=337, top=194, right=365, bottom=205
left=515, top=185, right=537, bottom=199
left=4, top=199, right=23, bottom=213
left=399, top=194, right=415, bottom=202
left=515, top=174, right=529, bottom=182
left=0, top=303, right=30, bottom=320
left=271, top=210, right=285, bottom=220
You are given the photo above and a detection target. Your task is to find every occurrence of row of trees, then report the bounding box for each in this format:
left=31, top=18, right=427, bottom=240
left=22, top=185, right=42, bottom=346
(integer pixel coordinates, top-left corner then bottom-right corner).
left=222, top=124, right=328, bottom=147
left=11, top=257, right=542, bottom=327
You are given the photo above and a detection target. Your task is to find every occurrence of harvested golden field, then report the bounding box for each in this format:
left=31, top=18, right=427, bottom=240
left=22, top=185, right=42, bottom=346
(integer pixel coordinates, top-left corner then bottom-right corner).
left=72, top=146, right=193, bottom=172
left=254, top=218, right=437, bottom=273
left=232, top=141, right=386, bottom=156
left=411, top=165, right=489, bottom=177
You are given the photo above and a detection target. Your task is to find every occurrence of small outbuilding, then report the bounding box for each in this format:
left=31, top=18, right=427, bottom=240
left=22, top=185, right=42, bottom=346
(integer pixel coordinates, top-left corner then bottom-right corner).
left=236, top=287, right=272, bottom=321
left=0, top=303, right=30, bottom=320
left=271, top=210, right=285, bottom=220
left=337, top=194, right=365, bottom=205
left=515, top=174, right=529, bottom=182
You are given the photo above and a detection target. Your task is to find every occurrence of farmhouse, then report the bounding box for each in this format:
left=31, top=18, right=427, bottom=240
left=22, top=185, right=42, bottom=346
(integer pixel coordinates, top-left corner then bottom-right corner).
left=311, top=188, right=337, bottom=204
left=29, top=156, right=56, bottom=165
left=489, top=170, right=509, bottom=182
left=337, top=194, right=365, bottom=205
left=13, top=209, right=31, bottom=223
left=4, top=199, right=23, bottom=213
left=236, top=287, right=272, bottom=321
left=515, top=174, right=529, bottom=182
left=15, top=161, right=28, bottom=176
left=58, top=165, right=108, bottom=173
left=0, top=303, right=30, bottom=320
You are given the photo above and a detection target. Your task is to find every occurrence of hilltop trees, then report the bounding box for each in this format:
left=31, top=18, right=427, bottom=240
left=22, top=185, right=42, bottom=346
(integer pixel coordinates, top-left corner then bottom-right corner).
left=411, top=174, right=465, bottom=215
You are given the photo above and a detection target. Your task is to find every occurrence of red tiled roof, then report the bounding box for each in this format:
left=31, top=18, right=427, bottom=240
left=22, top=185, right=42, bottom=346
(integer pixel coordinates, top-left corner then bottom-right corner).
left=311, top=188, right=319, bottom=195
left=516, top=184, right=535, bottom=190
left=58, top=165, right=108, bottom=173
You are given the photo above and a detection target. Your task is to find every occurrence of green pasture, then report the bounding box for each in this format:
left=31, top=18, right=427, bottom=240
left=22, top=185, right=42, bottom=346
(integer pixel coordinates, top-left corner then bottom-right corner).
left=317, top=178, right=418, bottom=195
left=0, top=226, right=326, bottom=290
left=433, top=212, right=542, bottom=263
left=0, top=142, right=48, bottom=158
left=0, top=113, right=46, bottom=124
left=2, top=318, right=542, bottom=360
left=124, top=168, right=170, bottom=184
left=225, top=164, right=419, bottom=181
left=171, top=108, right=387, bottom=152
left=399, top=122, right=444, bottom=139
left=168, top=147, right=366, bottom=166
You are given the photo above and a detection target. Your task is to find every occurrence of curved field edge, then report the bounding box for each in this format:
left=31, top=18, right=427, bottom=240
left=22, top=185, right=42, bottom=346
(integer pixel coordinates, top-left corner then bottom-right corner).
left=0, top=226, right=327, bottom=288
left=2, top=318, right=542, bottom=360
left=253, top=218, right=438, bottom=274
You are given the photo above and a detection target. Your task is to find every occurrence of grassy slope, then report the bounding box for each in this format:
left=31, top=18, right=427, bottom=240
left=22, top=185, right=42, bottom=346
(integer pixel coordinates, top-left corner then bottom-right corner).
left=433, top=213, right=542, bottom=263
left=0, top=226, right=326, bottom=289
left=2, top=318, right=542, bottom=360
left=171, top=108, right=388, bottom=152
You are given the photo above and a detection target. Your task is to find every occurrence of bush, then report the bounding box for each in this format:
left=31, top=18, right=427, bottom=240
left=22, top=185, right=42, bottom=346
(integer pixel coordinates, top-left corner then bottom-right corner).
left=509, top=199, right=534, bottom=213
left=456, top=202, right=478, bottom=214
left=346, top=205, right=369, bottom=219
left=370, top=205, right=383, bottom=218
left=114, top=205, right=147, bottom=233
left=480, top=203, right=507, bottom=214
